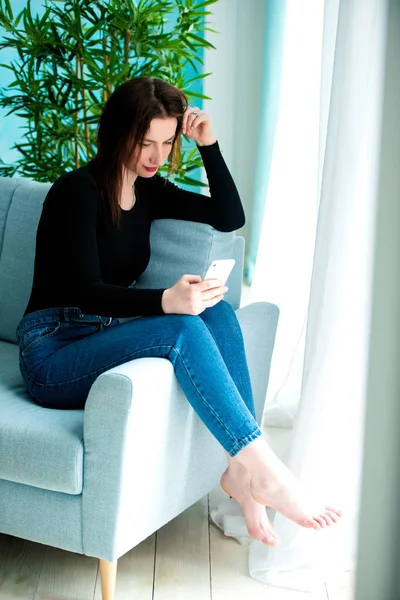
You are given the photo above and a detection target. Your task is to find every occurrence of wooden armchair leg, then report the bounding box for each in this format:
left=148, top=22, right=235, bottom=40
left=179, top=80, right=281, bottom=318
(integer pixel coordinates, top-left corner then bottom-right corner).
left=99, top=559, right=118, bottom=600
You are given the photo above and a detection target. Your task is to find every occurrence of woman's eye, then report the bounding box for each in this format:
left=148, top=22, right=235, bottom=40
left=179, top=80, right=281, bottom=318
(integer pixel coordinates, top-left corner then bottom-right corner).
left=141, top=143, right=150, bottom=148
left=164, top=141, right=173, bottom=146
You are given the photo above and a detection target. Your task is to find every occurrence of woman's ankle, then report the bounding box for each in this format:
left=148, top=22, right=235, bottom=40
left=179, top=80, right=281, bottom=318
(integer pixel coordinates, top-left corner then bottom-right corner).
left=232, top=436, right=274, bottom=476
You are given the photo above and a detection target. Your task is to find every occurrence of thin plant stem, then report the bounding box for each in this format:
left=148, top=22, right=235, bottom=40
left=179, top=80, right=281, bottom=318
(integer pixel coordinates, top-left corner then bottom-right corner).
left=103, top=35, right=108, bottom=103
left=75, top=50, right=79, bottom=169
left=124, top=28, right=130, bottom=80
left=79, top=57, right=90, bottom=150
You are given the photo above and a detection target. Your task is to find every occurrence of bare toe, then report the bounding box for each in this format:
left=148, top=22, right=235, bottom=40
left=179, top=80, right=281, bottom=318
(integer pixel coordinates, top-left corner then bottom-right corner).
left=325, top=509, right=340, bottom=523
left=313, top=517, right=325, bottom=529
left=298, top=514, right=321, bottom=529
left=261, top=522, right=280, bottom=546
left=326, top=505, right=342, bottom=517
left=265, top=532, right=279, bottom=546
left=320, top=513, right=334, bottom=527
left=248, top=521, right=279, bottom=546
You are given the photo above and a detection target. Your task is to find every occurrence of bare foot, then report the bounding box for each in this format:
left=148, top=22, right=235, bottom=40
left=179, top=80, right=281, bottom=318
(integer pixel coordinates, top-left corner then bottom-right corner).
left=234, top=438, right=342, bottom=531
left=220, top=462, right=280, bottom=547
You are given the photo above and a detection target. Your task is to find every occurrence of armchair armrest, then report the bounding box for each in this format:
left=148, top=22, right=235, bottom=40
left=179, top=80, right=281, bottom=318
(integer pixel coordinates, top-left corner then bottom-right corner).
left=82, top=357, right=182, bottom=561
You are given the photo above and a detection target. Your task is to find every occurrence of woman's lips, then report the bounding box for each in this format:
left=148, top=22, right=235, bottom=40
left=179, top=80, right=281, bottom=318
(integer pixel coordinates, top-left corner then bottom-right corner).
left=144, top=166, right=158, bottom=172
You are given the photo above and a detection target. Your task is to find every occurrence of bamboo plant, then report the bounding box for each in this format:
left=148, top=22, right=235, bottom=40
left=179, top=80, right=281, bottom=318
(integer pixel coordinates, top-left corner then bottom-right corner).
left=0, top=0, right=218, bottom=187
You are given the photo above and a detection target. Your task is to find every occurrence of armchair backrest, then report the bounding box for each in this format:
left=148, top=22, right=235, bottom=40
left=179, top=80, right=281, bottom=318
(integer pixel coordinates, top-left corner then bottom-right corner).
left=134, top=219, right=243, bottom=309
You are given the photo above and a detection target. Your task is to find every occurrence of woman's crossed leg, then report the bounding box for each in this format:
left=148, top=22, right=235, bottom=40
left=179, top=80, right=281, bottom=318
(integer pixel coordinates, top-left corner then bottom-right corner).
left=23, top=303, right=341, bottom=543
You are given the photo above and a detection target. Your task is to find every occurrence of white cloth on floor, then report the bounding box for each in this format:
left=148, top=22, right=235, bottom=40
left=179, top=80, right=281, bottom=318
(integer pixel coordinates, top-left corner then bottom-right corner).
left=210, top=497, right=252, bottom=546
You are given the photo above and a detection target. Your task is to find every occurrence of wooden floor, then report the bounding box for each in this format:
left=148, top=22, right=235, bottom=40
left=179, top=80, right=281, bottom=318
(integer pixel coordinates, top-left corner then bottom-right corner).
left=0, top=427, right=354, bottom=600
left=0, top=488, right=355, bottom=600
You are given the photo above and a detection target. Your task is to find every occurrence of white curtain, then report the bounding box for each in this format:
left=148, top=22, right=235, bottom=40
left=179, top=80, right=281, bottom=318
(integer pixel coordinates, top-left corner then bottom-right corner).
left=212, top=0, right=388, bottom=591
left=249, top=0, right=325, bottom=429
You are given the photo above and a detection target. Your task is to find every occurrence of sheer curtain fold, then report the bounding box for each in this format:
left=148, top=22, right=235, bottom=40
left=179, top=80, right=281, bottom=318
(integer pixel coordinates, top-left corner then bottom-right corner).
left=213, top=0, right=387, bottom=590
left=249, top=0, right=324, bottom=429
left=245, top=0, right=387, bottom=590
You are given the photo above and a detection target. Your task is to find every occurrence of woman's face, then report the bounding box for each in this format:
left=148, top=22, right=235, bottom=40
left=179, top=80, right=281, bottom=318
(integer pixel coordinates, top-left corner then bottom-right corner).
left=131, top=117, right=178, bottom=178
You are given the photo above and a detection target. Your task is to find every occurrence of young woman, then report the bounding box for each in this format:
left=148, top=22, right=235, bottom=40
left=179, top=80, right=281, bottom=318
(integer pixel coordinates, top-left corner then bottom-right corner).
left=16, top=77, right=341, bottom=547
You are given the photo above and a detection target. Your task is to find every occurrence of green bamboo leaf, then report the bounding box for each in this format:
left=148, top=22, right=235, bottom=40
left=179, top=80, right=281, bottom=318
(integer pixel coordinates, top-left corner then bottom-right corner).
left=181, top=90, right=212, bottom=101
left=180, top=38, right=196, bottom=52
left=83, top=4, right=102, bottom=24
left=189, top=0, right=219, bottom=9
left=186, top=11, right=209, bottom=18
left=0, top=63, right=16, bottom=73
left=204, top=27, right=218, bottom=34
left=84, top=21, right=105, bottom=39
left=3, top=0, right=13, bottom=20
left=186, top=32, right=215, bottom=49
left=24, top=0, right=35, bottom=29
left=7, top=80, right=23, bottom=88
left=183, top=163, right=203, bottom=173
left=185, top=56, right=200, bottom=73
left=185, top=146, right=201, bottom=159
left=183, top=71, right=212, bottom=85
left=14, top=6, right=24, bottom=28
left=173, top=175, right=208, bottom=188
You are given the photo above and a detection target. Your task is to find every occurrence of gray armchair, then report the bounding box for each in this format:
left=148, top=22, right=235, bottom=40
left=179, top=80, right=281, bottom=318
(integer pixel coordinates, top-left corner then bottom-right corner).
left=0, top=176, right=279, bottom=599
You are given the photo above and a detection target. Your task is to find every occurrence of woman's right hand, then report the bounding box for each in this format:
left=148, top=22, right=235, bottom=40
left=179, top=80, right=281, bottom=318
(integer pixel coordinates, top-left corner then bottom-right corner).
left=161, top=274, right=228, bottom=315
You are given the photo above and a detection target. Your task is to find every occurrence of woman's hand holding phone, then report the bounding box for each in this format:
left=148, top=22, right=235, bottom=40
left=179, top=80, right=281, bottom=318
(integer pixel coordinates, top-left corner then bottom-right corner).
left=161, top=274, right=228, bottom=315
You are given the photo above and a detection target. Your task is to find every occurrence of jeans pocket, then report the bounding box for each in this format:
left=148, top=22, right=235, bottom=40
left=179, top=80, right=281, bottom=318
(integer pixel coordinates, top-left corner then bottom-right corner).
left=20, top=321, right=62, bottom=357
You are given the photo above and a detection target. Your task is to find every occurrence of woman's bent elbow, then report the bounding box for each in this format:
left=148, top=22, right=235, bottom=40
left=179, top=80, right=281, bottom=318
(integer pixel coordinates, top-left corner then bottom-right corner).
left=215, top=215, right=246, bottom=232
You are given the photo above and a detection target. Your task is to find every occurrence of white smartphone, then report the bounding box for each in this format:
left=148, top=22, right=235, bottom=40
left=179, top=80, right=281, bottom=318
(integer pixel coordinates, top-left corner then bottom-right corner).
left=203, top=259, right=235, bottom=285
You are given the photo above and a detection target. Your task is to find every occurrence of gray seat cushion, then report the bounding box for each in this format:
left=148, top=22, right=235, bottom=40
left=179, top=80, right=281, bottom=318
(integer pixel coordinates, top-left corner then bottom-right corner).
left=0, top=340, right=84, bottom=494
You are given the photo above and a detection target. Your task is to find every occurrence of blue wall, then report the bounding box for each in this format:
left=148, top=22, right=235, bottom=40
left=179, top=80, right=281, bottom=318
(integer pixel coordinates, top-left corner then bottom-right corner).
left=0, top=0, right=45, bottom=165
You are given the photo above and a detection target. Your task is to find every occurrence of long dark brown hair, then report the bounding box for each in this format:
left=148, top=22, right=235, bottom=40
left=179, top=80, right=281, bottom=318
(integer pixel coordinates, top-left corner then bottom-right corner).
left=94, top=77, right=188, bottom=227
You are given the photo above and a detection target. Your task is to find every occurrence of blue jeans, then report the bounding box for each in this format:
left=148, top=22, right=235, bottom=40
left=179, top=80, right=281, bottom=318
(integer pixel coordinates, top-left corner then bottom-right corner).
left=16, top=301, right=262, bottom=457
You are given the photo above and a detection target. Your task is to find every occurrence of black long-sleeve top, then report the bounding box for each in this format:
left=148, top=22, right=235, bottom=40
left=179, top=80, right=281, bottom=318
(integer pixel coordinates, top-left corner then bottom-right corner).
left=23, top=141, right=245, bottom=318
